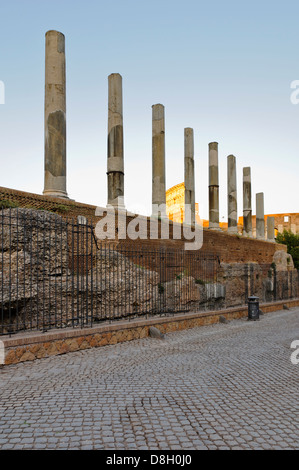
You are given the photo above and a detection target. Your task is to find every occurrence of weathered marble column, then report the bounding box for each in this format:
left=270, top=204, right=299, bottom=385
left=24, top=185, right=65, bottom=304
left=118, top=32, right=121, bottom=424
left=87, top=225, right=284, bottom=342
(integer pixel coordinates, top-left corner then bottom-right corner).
left=152, top=104, right=166, bottom=216
left=184, top=128, right=195, bottom=225
left=43, top=30, right=68, bottom=199
left=227, top=155, right=238, bottom=234
left=107, top=73, right=125, bottom=209
left=267, top=216, right=275, bottom=242
left=256, top=192, right=265, bottom=240
left=243, top=167, right=252, bottom=236
left=209, top=142, right=220, bottom=230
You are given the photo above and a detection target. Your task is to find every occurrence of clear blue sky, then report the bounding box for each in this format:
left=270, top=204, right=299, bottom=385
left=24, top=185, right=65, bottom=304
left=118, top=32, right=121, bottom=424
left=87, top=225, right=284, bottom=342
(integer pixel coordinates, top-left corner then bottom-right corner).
left=0, top=0, right=298, bottom=219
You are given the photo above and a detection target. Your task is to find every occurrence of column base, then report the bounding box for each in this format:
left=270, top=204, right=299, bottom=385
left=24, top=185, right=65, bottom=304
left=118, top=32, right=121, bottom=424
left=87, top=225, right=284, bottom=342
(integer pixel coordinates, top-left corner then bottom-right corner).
left=151, top=213, right=169, bottom=221
left=107, top=204, right=127, bottom=213
left=227, top=228, right=239, bottom=235
left=43, top=190, right=69, bottom=199
left=107, top=196, right=126, bottom=212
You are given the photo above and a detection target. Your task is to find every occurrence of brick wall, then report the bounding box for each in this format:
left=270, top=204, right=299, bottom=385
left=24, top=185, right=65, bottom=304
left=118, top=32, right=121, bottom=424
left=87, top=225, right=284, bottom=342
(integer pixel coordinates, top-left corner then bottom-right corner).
left=0, top=186, right=286, bottom=264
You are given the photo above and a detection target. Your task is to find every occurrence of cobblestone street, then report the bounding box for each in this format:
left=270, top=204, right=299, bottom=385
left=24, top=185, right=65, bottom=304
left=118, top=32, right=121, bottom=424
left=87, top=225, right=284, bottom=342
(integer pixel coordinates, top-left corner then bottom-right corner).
left=1, top=308, right=299, bottom=450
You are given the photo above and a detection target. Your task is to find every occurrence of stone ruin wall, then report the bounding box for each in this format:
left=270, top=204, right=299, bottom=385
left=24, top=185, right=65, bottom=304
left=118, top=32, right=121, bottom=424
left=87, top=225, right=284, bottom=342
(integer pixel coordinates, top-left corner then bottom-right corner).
left=0, top=186, right=288, bottom=266
left=0, top=204, right=297, bottom=334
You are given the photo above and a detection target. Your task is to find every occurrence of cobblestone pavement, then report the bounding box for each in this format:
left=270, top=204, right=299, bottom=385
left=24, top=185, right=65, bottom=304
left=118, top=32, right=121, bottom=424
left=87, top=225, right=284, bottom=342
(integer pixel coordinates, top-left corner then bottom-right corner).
left=1, top=308, right=299, bottom=450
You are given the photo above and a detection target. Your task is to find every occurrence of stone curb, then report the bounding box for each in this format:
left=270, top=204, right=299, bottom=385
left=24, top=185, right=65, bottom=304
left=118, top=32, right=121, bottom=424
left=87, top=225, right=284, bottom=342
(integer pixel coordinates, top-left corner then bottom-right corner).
left=1, top=299, right=299, bottom=366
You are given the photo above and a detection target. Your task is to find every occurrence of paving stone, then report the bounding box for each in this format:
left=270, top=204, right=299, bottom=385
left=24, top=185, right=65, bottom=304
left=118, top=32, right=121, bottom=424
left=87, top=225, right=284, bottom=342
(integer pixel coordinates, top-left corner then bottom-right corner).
left=1, top=308, right=299, bottom=450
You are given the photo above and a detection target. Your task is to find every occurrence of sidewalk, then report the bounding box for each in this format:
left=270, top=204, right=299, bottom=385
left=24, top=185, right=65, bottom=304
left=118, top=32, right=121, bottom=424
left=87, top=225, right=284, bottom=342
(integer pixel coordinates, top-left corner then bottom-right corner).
left=1, top=307, right=299, bottom=450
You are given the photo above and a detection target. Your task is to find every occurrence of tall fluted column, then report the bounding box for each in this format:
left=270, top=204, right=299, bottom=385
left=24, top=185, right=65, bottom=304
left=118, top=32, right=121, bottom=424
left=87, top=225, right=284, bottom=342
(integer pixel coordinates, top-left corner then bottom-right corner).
left=152, top=104, right=166, bottom=216
left=107, top=73, right=125, bottom=209
left=209, top=142, right=220, bottom=230
left=184, top=128, right=195, bottom=225
left=227, top=155, right=238, bottom=234
left=256, top=192, right=265, bottom=240
left=243, top=167, right=252, bottom=236
left=43, top=30, right=68, bottom=199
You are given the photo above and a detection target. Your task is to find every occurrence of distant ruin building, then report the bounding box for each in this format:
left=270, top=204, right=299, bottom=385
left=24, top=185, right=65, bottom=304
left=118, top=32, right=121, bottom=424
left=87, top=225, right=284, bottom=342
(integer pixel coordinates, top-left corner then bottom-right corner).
left=166, top=183, right=200, bottom=225
left=165, top=183, right=224, bottom=229
left=165, top=182, right=299, bottom=235
left=240, top=213, right=299, bottom=237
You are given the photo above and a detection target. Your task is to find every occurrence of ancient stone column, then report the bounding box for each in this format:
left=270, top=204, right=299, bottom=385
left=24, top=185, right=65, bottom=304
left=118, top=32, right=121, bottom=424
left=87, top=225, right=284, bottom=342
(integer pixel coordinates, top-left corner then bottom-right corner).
left=227, top=155, right=238, bottom=234
left=184, top=128, right=195, bottom=225
left=43, top=30, right=68, bottom=199
left=256, top=192, right=265, bottom=240
left=107, top=73, right=125, bottom=209
left=243, top=167, right=252, bottom=236
left=209, top=142, right=220, bottom=230
left=267, top=216, right=275, bottom=242
left=152, top=104, right=166, bottom=216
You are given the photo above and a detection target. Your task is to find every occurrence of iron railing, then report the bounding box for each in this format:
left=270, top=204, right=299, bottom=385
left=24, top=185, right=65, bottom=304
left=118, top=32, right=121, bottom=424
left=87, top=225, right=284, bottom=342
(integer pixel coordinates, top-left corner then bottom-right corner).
left=0, top=208, right=220, bottom=335
left=1, top=208, right=298, bottom=335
